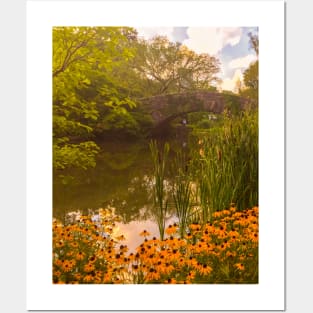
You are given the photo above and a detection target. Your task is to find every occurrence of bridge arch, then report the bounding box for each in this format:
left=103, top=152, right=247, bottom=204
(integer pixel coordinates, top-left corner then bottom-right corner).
left=139, top=91, right=254, bottom=131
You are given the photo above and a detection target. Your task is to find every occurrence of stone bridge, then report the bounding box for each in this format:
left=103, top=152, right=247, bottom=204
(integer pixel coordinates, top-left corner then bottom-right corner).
left=138, top=91, right=255, bottom=130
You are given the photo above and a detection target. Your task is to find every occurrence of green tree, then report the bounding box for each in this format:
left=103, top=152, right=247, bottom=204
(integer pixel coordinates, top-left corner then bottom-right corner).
left=240, top=32, right=258, bottom=103
left=240, top=60, right=258, bottom=102
left=243, top=61, right=258, bottom=90
left=133, top=36, right=221, bottom=95
left=53, top=27, right=138, bottom=170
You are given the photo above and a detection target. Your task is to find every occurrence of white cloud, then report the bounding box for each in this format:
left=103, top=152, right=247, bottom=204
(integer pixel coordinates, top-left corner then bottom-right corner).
left=229, top=54, right=257, bottom=69
left=136, top=27, right=175, bottom=41
left=222, top=28, right=242, bottom=46
left=220, top=69, right=243, bottom=92
left=183, top=27, right=242, bottom=55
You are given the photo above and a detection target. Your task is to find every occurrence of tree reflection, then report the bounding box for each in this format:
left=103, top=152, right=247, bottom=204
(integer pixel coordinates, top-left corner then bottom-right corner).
left=54, top=141, right=157, bottom=223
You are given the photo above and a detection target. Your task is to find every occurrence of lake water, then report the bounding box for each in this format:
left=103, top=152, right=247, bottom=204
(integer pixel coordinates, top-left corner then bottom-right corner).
left=53, top=128, right=193, bottom=251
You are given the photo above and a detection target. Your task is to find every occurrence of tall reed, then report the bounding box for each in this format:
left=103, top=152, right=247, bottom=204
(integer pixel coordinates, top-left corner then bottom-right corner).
left=171, top=151, right=193, bottom=238
left=193, top=110, right=258, bottom=214
left=198, top=174, right=211, bottom=223
left=149, top=140, right=170, bottom=240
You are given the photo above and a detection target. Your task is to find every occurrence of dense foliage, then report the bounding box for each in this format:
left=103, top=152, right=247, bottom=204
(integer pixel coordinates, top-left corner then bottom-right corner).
left=53, top=27, right=139, bottom=169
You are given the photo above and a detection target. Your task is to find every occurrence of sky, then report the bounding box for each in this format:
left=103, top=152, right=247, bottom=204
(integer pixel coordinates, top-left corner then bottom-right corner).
left=136, top=27, right=258, bottom=92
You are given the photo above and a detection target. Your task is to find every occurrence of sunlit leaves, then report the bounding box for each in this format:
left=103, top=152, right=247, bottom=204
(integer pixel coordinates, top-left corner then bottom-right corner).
left=53, top=141, right=100, bottom=170
left=53, top=26, right=138, bottom=170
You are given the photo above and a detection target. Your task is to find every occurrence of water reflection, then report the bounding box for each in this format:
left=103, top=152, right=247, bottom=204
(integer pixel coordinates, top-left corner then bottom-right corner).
left=53, top=130, right=192, bottom=249
left=116, top=216, right=178, bottom=252
left=59, top=207, right=178, bottom=253
left=53, top=141, right=155, bottom=222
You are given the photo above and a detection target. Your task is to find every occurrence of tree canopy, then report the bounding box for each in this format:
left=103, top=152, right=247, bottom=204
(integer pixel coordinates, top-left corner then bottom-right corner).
left=133, top=36, right=221, bottom=95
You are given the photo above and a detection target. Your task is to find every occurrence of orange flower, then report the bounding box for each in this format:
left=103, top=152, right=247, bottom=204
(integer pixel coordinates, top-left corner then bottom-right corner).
left=119, top=244, right=128, bottom=253
left=76, top=251, right=85, bottom=261
left=195, top=242, right=206, bottom=253
left=74, top=273, right=82, bottom=281
left=230, top=206, right=236, bottom=212
left=54, top=259, right=64, bottom=267
left=189, top=223, right=201, bottom=233
left=250, top=232, right=258, bottom=243
left=165, top=224, right=178, bottom=235
left=71, top=242, right=79, bottom=248
left=66, top=251, right=74, bottom=257
left=139, top=230, right=151, bottom=237
left=187, top=271, right=196, bottom=280
left=197, top=264, right=212, bottom=276
left=229, top=229, right=240, bottom=239
left=146, top=268, right=160, bottom=281
left=162, top=263, right=175, bottom=275
left=226, top=251, right=236, bottom=258
left=94, top=270, right=103, bottom=280
left=116, top=234, right=126, bottom=241
left=186, top=256, right=198, bottom=268
left=55, top=240, right=64, bottom=248
left=61, top=260, right=75, bottom=272
left=185, top=232, right=193, bottom=240
left=103, top=272, right=112, bottom=283
left=64, top=232, right=74, bottom=241
left=84, top=262, right=95, bottom=273
left=88, top=255, right=97, bottom=263
left=105, top=227, right=113, bottom=234
left=213, top=211, right=222, bottom=218
left=215, top=223, right=227, bottom=238
left=83, top=274, right=94, bottom=282
left=235, top=263, right=245, bottom=271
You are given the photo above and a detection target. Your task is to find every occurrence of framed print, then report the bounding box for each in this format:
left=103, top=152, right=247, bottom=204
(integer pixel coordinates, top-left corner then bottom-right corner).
left=27, top=0, right=285, bottom=310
